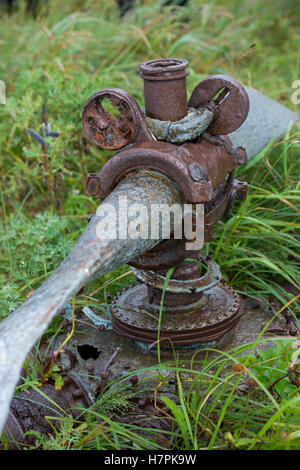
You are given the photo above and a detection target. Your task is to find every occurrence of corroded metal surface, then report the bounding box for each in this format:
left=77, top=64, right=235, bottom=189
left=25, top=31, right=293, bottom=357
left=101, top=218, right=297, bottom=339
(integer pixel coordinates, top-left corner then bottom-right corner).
left=85, top=139, right=240, bottom=203
left=188, top=75, right=250, bottom=135
left=82, top=58, right=251, bottom=351
left=0, top=299, right=281, bottom=447
left=1, top=56, right=298, bottom=438
left=4, top=377, right=92, bottom=449
left=132, top=254, right=221, bottom=294
left=139, top=58, right=189, bottom=121
left=82, top=88, right=152, bottom=151
left=84, top=61, right=249, bottom=209
left=111, top=253, right=242, bottom=345
left=129, top=237, right=190, bottom=271
left=111, top=282, right=243, bottom=345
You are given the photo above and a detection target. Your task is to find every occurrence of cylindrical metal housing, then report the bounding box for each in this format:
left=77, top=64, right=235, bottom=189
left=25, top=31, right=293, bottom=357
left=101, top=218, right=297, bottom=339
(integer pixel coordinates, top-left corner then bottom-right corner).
left=140, top=58, right=189, bottom=121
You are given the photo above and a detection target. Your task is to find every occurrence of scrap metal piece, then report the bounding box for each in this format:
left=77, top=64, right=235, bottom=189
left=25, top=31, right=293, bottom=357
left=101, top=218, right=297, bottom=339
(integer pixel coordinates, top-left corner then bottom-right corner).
left=97, top=346, right=121, bottom=394
left=4, top=376, right=92, bottom=449
left=132, top=253, right=222, bottom=294
left=2, top=56, right=297, bottom=437
left=111, top=254, right=242, bottom=346
left=82, top=61, right=251, bottom=353
left=82, top=306, right=112, bottom=330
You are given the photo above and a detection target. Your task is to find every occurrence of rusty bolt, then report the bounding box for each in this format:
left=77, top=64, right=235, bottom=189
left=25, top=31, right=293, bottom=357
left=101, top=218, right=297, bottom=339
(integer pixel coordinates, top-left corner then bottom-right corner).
left=85, top=173, right=101, bottom=197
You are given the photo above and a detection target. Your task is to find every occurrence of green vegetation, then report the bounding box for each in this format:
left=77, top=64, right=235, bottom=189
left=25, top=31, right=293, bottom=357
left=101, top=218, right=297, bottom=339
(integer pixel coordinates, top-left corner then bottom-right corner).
left=0, top=0, right=299, bottom=450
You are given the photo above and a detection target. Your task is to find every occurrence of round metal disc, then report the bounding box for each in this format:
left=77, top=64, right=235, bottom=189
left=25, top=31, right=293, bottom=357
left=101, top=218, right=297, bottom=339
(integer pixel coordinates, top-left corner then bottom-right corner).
left=188, top=75, right=250, bottom=135
left=82, top=88, right=140, bottom=150
left=111, top=283, right=243, bottom=346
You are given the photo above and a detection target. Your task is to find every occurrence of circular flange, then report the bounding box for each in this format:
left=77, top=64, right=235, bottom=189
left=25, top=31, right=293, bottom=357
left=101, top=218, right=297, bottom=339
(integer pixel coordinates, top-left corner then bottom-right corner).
left=111, top=282, right=243, bottom=346
left=188, top=75, right=249, bottom=135
left=139, top=58, right=190, bottom=81
left=82, top=88, right=140, bottom=150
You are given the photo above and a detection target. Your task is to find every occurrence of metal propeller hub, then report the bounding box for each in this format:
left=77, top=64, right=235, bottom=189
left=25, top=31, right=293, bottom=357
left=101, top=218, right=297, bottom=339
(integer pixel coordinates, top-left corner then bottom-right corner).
left=82, top=57, right=251, bottom=347
left=111, top=271, right=243, bottom=346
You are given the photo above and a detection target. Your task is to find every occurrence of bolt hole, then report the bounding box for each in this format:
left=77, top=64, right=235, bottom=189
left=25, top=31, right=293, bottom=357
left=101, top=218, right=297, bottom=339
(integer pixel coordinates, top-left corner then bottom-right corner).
left=77, top=344, right=100, bottom=360
left=212, top=87, right=230, bottom=106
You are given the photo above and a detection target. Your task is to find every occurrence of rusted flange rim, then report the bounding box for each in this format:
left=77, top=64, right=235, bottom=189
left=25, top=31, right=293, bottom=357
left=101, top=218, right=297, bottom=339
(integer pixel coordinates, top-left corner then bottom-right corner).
left=82, top=88, right=141, bottom=150
left=188, top=75, right=250, bottom=135
left=113, top=313, right=243, bottom=344
left=139, top=58, right=189, bottom=81
left=132, top=254, right=222, bottom=293
left=111, top=283, right=243, bottom=345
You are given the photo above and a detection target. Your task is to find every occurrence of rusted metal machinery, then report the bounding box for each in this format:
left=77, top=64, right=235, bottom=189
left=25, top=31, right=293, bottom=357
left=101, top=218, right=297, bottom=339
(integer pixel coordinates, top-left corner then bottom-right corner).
left=82, top=58, right=249, bottom=346
left=0, top=57, right=298, bottom=438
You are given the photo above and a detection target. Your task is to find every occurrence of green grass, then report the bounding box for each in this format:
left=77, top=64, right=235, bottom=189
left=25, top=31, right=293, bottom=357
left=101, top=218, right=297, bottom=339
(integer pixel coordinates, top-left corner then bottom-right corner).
left=0, top=0, right=300, bottom=451
left=3, top=335, right=300, bottom=450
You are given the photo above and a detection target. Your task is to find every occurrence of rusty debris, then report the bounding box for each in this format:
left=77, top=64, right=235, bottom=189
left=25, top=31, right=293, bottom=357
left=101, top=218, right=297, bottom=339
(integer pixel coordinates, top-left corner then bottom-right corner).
left=97, top=346, right=121, bottom=394
left=83, top=57, right=250, bottom=346
left=1, top=55, right=299, bottom=439
left=3, top=344, right=92, bottom=449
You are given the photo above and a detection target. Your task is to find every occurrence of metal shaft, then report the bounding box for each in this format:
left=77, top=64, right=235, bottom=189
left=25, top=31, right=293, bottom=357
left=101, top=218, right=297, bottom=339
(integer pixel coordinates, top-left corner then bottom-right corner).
left=0, top=170, right=183, bottom=433
left=229, top=86, right=298, bottom=159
